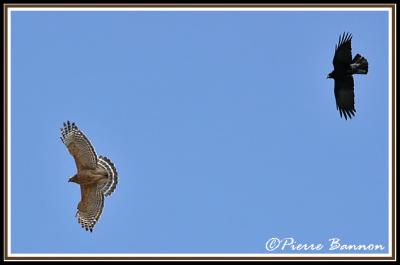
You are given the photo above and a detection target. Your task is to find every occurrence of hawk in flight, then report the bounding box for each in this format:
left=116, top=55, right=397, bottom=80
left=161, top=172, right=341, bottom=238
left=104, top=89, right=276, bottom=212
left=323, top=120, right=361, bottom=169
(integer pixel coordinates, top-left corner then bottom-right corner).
left=327, top=32, right=368, bottom=120
left=61, top=121, right=118, bottom=232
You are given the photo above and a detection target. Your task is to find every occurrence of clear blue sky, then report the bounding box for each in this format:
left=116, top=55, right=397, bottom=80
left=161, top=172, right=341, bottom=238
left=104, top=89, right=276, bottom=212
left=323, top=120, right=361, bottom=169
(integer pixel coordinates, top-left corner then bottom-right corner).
left=10, top=10, right=389, bottom=254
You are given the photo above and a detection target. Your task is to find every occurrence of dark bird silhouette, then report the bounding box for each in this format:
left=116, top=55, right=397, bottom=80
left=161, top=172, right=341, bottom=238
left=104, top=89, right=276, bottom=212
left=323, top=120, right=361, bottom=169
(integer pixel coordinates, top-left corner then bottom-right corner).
left=327, top=32, right=368, bottom=120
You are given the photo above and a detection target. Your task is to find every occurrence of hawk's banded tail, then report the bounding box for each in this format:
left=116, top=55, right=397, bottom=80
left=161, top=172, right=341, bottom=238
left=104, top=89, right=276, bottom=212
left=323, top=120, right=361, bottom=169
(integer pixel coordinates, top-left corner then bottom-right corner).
left=97, top=156, right=118, bottom=197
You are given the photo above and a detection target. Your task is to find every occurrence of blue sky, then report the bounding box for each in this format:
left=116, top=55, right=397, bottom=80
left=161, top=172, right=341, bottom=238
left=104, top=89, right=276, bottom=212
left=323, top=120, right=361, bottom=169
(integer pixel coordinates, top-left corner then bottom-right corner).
left=10, top=10, right=389, bottom=254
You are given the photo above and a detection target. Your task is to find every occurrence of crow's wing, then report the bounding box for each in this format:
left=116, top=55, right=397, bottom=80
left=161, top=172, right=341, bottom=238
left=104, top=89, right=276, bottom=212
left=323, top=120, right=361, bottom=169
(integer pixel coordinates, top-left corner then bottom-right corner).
left=333, top=32, right=353, bottom=72
left=334, top=75, right=356, bottom=120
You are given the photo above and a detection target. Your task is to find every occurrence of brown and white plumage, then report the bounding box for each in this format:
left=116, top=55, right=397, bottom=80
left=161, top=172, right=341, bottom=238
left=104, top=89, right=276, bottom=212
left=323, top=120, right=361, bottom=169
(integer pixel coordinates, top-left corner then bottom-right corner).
left=61, top=121, right=118, bottom=232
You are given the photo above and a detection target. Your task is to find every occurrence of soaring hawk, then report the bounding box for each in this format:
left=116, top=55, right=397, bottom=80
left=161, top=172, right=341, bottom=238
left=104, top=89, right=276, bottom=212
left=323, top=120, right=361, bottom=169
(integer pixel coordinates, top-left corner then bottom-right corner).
left=61, top=121, right=118, bottom=232
left=327, top=32, right=368, bottom=120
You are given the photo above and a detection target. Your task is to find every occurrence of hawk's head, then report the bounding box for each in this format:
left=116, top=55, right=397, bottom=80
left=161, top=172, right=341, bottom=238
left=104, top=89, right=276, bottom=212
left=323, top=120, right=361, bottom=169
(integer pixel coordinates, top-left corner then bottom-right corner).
left=68, top=175, right=78, bottom=183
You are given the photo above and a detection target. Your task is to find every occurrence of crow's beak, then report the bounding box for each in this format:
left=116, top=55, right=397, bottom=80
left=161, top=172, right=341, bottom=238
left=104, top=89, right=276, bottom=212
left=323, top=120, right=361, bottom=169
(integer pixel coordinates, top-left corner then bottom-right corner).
left=68, top=179, right=71, bottom=182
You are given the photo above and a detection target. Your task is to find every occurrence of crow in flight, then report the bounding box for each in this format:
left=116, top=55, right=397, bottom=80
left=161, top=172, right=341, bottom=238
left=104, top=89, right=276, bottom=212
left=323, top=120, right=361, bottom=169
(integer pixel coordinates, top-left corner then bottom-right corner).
left=327, top=32, right=368, bottom=120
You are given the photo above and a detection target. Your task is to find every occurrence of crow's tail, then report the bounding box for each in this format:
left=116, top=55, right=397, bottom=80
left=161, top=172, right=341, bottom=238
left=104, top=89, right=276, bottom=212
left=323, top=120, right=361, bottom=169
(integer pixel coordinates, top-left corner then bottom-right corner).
left=351, top=54, right=368, bottom=74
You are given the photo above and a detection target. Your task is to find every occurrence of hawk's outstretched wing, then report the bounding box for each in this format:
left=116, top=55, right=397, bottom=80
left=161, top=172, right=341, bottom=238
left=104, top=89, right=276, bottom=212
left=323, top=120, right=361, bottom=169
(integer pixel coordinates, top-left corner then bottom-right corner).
left=76, top=156, right=118, bottom=232
left=60, top=121, right=97, bottom=171
left=77, top=184, right=105, bottom=232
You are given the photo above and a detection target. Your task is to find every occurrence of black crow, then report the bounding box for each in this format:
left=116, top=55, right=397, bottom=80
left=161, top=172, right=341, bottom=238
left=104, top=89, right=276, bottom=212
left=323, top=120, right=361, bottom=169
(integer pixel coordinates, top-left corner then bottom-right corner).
left=327, top=32, right=368, bottom=120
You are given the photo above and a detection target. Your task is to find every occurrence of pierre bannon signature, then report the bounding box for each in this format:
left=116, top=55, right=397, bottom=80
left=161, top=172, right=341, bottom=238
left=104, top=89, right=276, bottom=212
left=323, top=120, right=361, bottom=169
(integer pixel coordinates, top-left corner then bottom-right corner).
left=265, top=237, right=385, bottom=252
